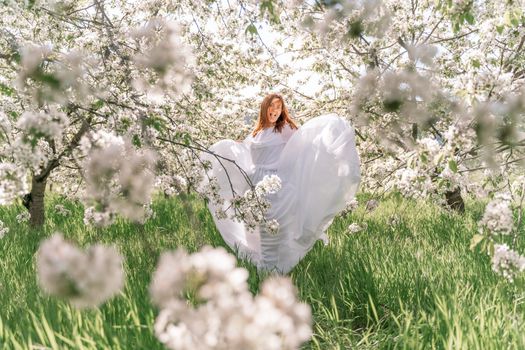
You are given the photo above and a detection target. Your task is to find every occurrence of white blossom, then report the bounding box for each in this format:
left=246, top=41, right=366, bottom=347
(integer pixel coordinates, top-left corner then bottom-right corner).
left=131, top=18, right=194, bottom=103
left=254, top=174, right=282, bottom=196
left=54, top=204, right=71, bottom=217
left=36, top=233, right=125, bottom=308
left=479, top=193, right=514, bottom=235
left=0, top=220, right=8, bottom=238
left=492, top=244, right=525, bottom=282
left=16, top=211, right=30, bottom=223
left=347, top=222, right=366, bottom=233
left=17, top=109, right=69, bottom=141
left=80, top=130, right=157, bottom=225
left=150, top=246, right=312, bottom=350
left=83, top=206, right=115, bottom=227
left=0, top=163, right=28, bottom=205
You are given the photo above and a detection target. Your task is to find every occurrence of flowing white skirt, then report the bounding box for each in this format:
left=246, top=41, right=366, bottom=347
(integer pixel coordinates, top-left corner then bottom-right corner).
left=199, top=114, right=361, bottom=273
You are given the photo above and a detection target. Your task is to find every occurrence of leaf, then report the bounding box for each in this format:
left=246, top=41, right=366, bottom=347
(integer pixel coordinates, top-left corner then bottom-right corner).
left=245, top=24, right=257, bottom=35
left=448, top=159, right=458, bottom=173
left=465, top=12, right=475, bottom=25
left=37, top=72, right=61, bottom=89
left=92, top=100, right=104, bottom=110
left=0, top=83, right=14, bottom=97
left=453, top=21, right=460, bottom=33
left=470, top=234, right=484, bottom=250
left=131, top=134, right=142, bottom=147
left=488, top=241, right=495, bottom=257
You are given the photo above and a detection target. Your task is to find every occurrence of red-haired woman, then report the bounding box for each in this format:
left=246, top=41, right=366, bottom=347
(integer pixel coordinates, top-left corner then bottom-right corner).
left=200, top=93, right=361, bottom=273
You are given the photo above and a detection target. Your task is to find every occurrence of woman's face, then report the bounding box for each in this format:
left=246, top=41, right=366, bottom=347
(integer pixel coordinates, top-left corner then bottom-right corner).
left=267, top=97, right=282, bottom=124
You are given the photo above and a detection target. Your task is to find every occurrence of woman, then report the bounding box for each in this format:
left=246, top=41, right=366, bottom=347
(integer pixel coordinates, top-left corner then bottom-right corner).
left=200, top=93, right=361, bottom=273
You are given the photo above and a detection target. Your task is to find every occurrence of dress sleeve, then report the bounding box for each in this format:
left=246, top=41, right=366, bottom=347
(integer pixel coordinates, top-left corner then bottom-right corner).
left=242, top=132, right=253, bottom=147
left=281, top=123, right=297, bottom=143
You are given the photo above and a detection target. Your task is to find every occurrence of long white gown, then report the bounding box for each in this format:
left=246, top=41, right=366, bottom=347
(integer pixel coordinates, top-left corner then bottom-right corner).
left=199, top=113, right=361, bottom=273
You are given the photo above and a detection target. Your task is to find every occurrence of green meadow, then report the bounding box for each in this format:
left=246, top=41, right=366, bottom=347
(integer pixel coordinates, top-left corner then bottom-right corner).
left=0, top=193, right=524, bottom=349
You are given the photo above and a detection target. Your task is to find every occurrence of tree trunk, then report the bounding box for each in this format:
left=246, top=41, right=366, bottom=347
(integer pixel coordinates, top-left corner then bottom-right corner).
left=29, top=176, right=47, bottom=227
left=445, top=187, right=465, bottom=213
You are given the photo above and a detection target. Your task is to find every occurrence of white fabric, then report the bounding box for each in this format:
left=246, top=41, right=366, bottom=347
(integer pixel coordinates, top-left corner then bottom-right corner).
left=199, top=113, right=361, bottom=273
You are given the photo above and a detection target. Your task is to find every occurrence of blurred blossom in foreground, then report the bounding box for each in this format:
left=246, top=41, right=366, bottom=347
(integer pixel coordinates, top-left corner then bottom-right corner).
left=0, top=220, right=8, bottom=238
left=36, top=233, right=125, bottom=308
left=150, top=245, right=312, bottom=350
left=79, top=130, right=157, bottom=226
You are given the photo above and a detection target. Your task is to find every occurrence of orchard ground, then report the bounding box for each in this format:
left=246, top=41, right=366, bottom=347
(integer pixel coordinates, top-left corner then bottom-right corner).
left=1, top=193, right=524, bottom=349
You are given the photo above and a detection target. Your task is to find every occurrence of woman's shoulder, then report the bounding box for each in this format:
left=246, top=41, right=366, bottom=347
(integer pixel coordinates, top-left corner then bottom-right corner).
left=284, top=121, right=299, bottom=131
left=281, top=122, right=297, bottom=142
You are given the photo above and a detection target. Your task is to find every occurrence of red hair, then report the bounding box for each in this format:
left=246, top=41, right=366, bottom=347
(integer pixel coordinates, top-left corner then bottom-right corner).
left=252, top=94, right=298, bottom=137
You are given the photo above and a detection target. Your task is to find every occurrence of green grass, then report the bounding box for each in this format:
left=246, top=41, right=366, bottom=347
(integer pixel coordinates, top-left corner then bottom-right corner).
left=0, top=192, right=525, bottom=349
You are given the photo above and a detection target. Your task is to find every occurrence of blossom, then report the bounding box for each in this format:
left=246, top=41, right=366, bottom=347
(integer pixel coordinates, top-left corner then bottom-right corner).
left=36, top=233, right=125, bottom=308
left=150, top=246, right=312, bottom=350
left=16, top=211, right=30, bottom=223
left=131, top=18, right=194, bottom=103
left=54, top=204, right=71, bottom=217
left=479, top=193, right=514, bottom=235
left=492, top=244, right=525, bottom=282
left=0, top=163, right=28, bottom=205
left=254, top=174, right=282, bottom=196
left=346, top=198, right=359, bottom=211
left=79, top=130, right=157, bottom=225
left=365, top=199, right=379, bottom=211
left=347, top=222, right=366, bottom=233
left=266, top=219, right=280, bottom=235
left=83, top=206, right=114, bottom=227
left=0, top=220, right=8, bottom=238
left=16, top=109, right=68, bottom=142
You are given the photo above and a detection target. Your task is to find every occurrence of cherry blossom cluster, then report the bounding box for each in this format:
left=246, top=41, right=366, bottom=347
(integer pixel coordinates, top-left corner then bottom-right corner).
left=36, top=233, right=124, bottom=308
left=347, top=222, right=366, bottom=234
left=78, top=130, right=157, bottom=226
left=479, top=193, right=514, bottom=236
left=473, top=189, right=525, bottom=282
left=0, top=162, right=28, bottom=205
left=131, top=18, right=195, bottom=103
left=16, top=211, right=31, bottom=223
left=232, top=175, right=282, bottom=235
left=54, top=204, right=71, bottom=217
left=338, top=198, right=359, bottom=218
left=491, top=244, right=525, bottom=283
left=17, top=43, right=92, bottom=104
left=300, top=0, right=391, bottom=40
left=0, top=220, right=8, bottom=239
left=149, top=245, right=312, bottom=350
left=155, top=174, right=188, bottom=197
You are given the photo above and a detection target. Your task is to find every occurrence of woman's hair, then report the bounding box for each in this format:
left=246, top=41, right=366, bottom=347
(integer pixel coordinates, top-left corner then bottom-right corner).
left=252, top=93, right=298, bottom=137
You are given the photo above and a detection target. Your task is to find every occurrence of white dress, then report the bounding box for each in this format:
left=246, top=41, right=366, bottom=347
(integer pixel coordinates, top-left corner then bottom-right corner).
left=199, top=113, right=361, bottom=273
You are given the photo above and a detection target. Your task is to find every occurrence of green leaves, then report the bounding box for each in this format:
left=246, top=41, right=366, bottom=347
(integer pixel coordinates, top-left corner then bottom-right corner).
left=0, top=83, right=14, bottom=97
left=245, top=24, right=258, bottom=36
left=464, top=12, right=475, bottom=25
left=347, top=20, right=364, bottom=39
left=259, top=0, right=281, bottom=24
left=448, top=159, right=458, bottom=173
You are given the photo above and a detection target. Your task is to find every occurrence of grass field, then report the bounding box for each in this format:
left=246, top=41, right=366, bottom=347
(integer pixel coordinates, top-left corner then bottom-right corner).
left=0, top=193, right=524, bottom=349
